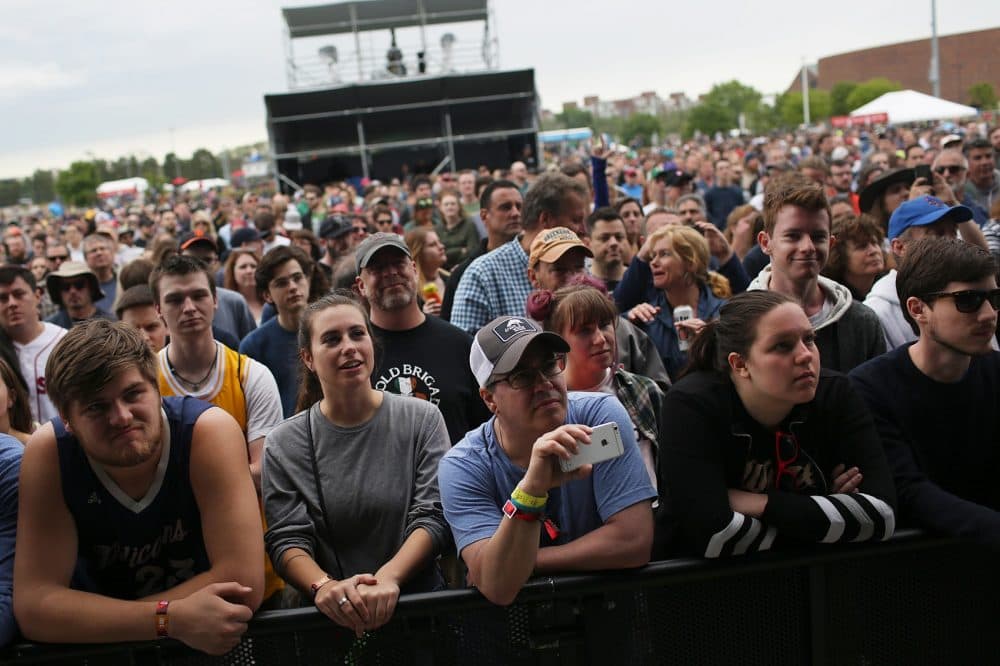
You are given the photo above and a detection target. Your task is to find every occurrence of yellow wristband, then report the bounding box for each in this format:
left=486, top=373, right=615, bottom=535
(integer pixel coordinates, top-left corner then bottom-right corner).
left=512, top=485, right=548, bottom=509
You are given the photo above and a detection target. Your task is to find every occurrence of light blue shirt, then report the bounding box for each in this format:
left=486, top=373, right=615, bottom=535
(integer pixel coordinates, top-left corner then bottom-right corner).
left=449, top=237, right=532, bottom=335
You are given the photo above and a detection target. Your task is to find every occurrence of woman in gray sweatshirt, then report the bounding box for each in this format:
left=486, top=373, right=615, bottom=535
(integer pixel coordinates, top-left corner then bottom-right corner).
left=263, top=292, right=450, bottom=638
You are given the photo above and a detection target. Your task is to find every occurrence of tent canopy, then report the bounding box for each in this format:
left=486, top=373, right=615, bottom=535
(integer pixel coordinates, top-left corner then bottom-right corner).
left=849, top=89, right=978, bottom=124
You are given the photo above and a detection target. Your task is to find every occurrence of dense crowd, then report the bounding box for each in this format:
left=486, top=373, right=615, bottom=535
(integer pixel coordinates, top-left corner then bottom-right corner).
left=0, top=121, right=999, bottom=655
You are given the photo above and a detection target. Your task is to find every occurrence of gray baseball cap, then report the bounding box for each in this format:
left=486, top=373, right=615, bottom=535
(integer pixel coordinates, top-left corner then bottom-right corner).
left=354, top=232, right=411, bottom=274
left=469, top=315, right=569, bottom=388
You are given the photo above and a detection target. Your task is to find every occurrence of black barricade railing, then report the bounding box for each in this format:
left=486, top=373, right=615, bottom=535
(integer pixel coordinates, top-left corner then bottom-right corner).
left=4, top=529, right=999, bottom=665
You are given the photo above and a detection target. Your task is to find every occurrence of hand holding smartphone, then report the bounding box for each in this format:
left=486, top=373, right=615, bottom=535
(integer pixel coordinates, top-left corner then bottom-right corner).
left=559, top=422, right=625, bottom=473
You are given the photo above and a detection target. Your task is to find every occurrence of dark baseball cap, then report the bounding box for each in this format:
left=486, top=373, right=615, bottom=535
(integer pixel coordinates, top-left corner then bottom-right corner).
left=354, top=232, right=411, bottom=274
left=179, top=232, right=218, bottom=253
left=230, top=227, right=262, bottom=248
left=469, top=316, right=569, bottom=388
left=318, top=215, right=353, bottom=240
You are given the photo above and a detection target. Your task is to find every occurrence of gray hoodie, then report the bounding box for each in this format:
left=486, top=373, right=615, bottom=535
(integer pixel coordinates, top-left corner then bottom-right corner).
left=748, top=266, right=886, bottom=372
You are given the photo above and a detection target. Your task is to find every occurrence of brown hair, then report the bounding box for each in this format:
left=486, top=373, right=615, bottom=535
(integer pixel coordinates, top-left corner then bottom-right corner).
left=150, top=254, right=217, bottom=304
left=526, top=277, right=617, bottom=336
left=762, top=173, right=831, bottom=236
left=647, top=225, right=732, bottom=298
left=0, top=357, right=32, bottom=434
left=294, top=290, right=380, bottom=414
left=405, top=227, right=443, bottom=286
left=822, top=214, right=887, bottom=285
left=723, top=204, right=761, bottom=244
left=45, top=320, right=158, bottom=417
left=686, top=291, right=794, bottom=376
left=896, top=237, right=996, bottom=335
left=222, top=247, right=259, bottom=292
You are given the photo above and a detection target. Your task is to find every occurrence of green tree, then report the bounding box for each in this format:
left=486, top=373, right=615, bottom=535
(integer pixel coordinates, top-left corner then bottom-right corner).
left=829, top=81, right=858, bottom=116
left=621, top=113, right=662, bottom=146
left=140, top=157, right=162, bottom=188
left=659, top=109, right=691, bottom=138
left=186, top=148, right=220, bottom=180
left=163, top=152, right=182, bottom=180
left=844, top=77, right=902, bottom=112
left=746, top=99, right=783, bottom=134
left=778, top=90, right=832, bottom=126
left=55, top=161, right=100, bottom=207
left=31, top=169, right=55, bottom=203
left=554, top=106, right=594, bottom=129
left=967, top=83, right=998, bottom=109
left=0, top=180, right=18, bottom=207
left=685, top=80, right=763, bottom=136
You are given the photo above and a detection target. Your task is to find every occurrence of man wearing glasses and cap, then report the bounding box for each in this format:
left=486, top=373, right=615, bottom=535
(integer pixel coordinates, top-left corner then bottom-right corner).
left=850, top=235, right=1000, bottom=549
left=438, top=315, right=655, bottom=606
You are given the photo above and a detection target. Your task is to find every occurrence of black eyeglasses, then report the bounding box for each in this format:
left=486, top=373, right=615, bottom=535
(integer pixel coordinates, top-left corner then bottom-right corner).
left=934, top=165, right=966, bottom=175
left=923, top=289, right=1000, bottom=313
left=495, top=353, right=567, bottom=390
left=46, top=254, right=68, bottom=263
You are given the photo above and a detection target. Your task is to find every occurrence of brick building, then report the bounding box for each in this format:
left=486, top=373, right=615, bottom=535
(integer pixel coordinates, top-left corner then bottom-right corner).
left=787, top=27, right=1000, bottom=106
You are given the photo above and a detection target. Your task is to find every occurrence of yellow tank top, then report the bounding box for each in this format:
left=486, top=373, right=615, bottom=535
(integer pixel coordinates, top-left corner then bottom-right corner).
left=158, top=343, right=284, bottom=601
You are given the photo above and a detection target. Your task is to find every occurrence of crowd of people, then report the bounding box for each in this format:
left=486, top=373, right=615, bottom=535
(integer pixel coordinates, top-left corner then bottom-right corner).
left=0, top=120, right=999, bottom=655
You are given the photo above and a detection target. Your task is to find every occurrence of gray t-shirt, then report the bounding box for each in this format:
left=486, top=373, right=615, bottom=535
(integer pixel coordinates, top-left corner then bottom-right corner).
left=263, top=392, right=450, bottom=582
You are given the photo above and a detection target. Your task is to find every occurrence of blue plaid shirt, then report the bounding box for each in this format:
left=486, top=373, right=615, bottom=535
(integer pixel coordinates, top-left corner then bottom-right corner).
left=450, top=237, right=532, bottom=335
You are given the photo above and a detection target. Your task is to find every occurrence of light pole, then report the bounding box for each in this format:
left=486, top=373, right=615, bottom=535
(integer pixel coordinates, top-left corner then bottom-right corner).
left=929, top=0, right=941, bottom=98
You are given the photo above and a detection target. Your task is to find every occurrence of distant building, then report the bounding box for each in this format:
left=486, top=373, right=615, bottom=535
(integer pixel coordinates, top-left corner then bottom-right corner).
left=786, top=27, right=1000, bottom=106
left=563, top=90, right=692, bottom=119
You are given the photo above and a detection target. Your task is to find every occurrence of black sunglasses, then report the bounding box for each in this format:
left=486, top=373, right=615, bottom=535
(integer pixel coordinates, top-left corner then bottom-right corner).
left=934, top=165, right=966, bottom=175
left=923, top=289, right=1000, bottom=313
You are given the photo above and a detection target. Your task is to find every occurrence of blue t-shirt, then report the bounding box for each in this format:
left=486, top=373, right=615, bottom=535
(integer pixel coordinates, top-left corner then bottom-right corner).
left=0, top=434, right=22, bottom=647
left=239, top=317, right=299, bottom=418
left=438, top=392, right=656, bottom=554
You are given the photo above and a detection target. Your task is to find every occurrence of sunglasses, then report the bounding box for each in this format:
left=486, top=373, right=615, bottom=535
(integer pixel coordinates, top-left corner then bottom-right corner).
left=934, top=165, right=965, bottom=175
left=60, top=278, right=89, bottom=292
left=774, top=432, right=799, bottom=491
left=47, top=254, right=68, bottom=262
left=923, top=288, right=1000, bottom=313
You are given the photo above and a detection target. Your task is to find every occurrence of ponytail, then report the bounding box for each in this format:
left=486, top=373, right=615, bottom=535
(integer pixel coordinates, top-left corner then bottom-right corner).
left=706, top=271, right=732, bottom=298
left=682, top=319, right=722, bottom=377
left=526, top=289, right=556, bottom=322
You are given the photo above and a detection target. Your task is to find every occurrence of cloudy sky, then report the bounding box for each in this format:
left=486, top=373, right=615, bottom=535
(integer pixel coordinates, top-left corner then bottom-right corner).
left=2, top=0, right=998, bottom=179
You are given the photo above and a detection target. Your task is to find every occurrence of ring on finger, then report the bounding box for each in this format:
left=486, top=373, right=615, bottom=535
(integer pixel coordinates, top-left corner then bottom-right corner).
left=338, top=596, right=350, bottom=606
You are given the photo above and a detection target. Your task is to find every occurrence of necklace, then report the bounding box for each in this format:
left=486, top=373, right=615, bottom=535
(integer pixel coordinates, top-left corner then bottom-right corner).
left=166, top=349, right=218, bottom=391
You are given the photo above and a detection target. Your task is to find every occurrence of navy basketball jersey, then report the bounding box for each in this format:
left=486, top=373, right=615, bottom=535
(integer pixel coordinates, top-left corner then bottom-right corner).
left=56, top=396, right=213, bottom=600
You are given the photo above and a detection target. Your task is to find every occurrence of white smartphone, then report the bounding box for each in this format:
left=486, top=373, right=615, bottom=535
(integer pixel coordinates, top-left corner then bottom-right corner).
left=674, top=304, right=693, bottom=351
left=560, top=422, right=625, bottom=473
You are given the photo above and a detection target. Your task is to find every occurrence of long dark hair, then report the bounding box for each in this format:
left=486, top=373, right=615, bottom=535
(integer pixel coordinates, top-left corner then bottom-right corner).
left=685, top=291, right=793, bottom=377
left=294, top=290, right=380, bottom=414
left=0, top=357, right=32, bottom=434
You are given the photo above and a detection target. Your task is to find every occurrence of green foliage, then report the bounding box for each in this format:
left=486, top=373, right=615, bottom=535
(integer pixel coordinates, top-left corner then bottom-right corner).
left=686, top=80, right=763, bottom=136
left=554, top=106, right=594, bottom=129
left=829, top=82, right=858, bottom=116
left=31, top=170, right=55, bottom=203
left=140, top=157, right=163, bottom=188
left=621, top=113, right=662, bottom=146
left=967, top=83, right=998, bottom=110
left=55, top=161, right=100, bottom=207
left=844, top=78, right=902, bottom=112
left=659, top=109, right=690, bottom=138
left=746, top=100, right=783, bottom=134
left=185, top=149, right=221, bottom=180
left=778, top=90, right=832, bottom=126
left=163, top=153, right=181, bottom=180
left=0, top=180, right=19, bottom=207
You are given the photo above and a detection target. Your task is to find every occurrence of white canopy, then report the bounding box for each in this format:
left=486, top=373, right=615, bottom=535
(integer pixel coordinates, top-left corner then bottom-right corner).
left=850, top=89, right=978, bottom=124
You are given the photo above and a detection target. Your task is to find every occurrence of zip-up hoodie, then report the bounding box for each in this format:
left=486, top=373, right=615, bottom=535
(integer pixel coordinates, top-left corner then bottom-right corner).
left=747, top=266, right=886, bottom=372
left=863, top=270, right=914, bottom=350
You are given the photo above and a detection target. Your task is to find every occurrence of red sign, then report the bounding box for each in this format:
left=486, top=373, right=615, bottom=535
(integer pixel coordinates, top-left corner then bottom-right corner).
left=831, top=113, right=889, bottom=128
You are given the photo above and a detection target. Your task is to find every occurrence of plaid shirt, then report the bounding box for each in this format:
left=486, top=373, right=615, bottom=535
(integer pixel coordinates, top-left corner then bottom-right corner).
left=613, top=366, right=663, bottom=447
left=449, top=237, right=532, bottom=335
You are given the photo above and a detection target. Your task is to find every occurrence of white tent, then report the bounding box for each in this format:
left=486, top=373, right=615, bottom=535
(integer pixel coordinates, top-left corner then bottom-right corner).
left=850, top=89, right=978, bottom=124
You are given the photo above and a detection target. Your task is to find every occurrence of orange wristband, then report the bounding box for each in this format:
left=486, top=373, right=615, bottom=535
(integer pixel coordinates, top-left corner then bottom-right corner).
left=155, top=600, right=169, bottom=638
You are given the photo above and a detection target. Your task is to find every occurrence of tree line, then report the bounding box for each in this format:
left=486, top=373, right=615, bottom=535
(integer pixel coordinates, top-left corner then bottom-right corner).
left=547, top=79, right=998, bottom=147
left=0, top=142, right=267, bottom=209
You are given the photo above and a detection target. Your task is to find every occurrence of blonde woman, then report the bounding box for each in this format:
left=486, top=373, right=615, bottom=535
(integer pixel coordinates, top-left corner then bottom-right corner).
left=631, top=225, right=731, bottom=378
left=404, top=228, right=450, bottom=317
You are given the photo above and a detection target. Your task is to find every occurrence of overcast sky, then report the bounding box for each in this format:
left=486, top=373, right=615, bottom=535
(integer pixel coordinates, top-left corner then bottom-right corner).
left=2, top=0, right=998, bottom=179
